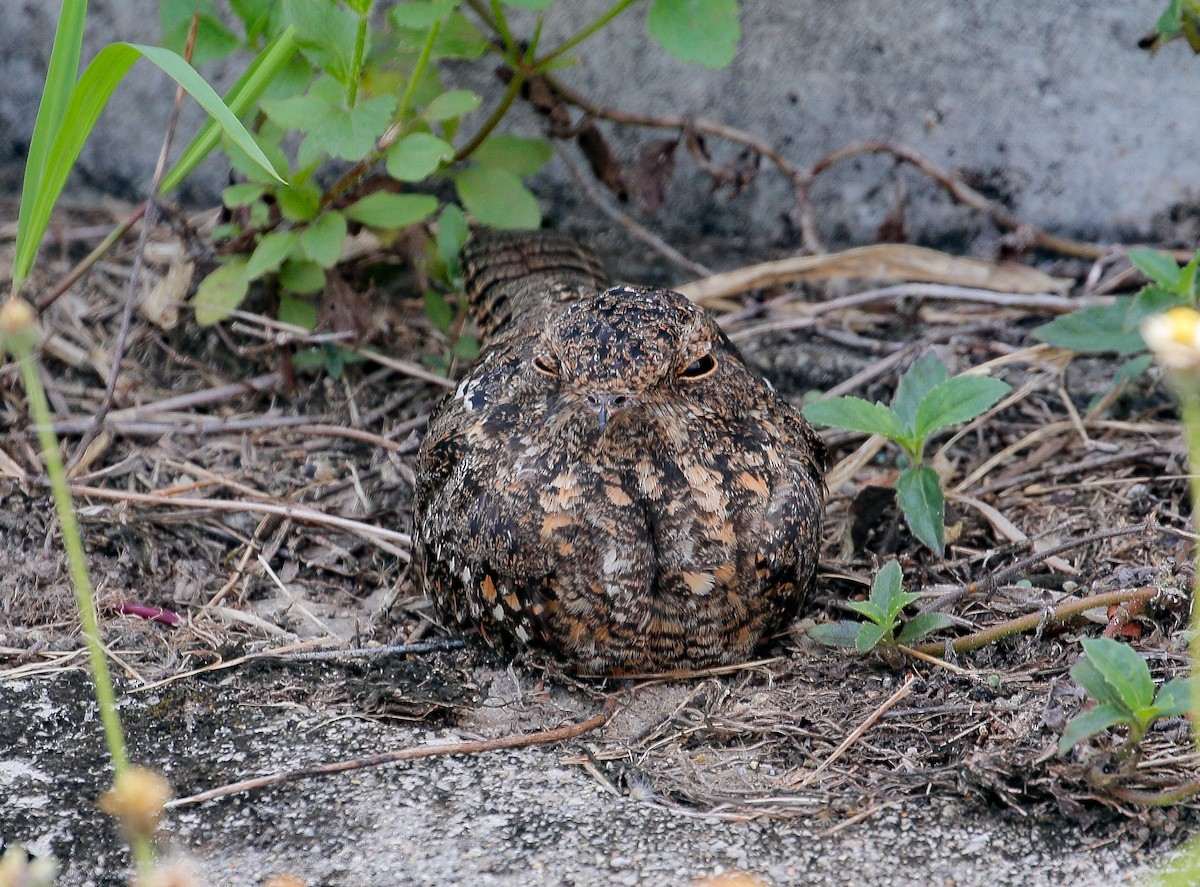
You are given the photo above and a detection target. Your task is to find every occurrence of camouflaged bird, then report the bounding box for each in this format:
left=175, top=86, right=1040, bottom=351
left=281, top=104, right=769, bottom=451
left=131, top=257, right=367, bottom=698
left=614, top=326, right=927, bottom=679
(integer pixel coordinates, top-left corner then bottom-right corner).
left=412, top=230, right=827, bottom=674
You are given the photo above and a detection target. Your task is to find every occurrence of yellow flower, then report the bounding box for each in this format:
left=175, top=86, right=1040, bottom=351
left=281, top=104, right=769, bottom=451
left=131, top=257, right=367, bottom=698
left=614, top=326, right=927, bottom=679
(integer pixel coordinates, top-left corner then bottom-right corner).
left=1141, top=306, right=1200, bottom=375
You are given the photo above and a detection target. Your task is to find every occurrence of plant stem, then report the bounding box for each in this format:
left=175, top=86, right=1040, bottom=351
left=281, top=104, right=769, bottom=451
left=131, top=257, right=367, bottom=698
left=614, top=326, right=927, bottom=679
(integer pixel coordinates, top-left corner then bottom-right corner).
left=488, top=0, right=517, bottom=58
left=451, top=67, right=526, bottom=164
left=396, top=19, right=442, bottom=123
left=347, top=8, right=370, bottom=107
left=535, top=0, right=640, bottom=67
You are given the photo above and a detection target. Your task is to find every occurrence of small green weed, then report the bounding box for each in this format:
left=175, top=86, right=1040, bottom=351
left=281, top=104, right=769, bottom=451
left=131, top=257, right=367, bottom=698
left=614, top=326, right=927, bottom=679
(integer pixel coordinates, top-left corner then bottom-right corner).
left=802, top=353, right=1011, bottom=553
left=1141, top=0, right=1200, bottom=53
left=1058, top=637, right=1197, bottom=758
left=807, top=560, right=953, bottom=652
left=1033, top=248, right=1199, bottom=385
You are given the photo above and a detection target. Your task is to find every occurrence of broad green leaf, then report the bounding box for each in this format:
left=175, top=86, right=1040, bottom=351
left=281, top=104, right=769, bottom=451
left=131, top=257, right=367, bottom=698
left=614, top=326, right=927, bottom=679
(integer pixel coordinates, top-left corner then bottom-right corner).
left=1033, top=299, right=1146, bottom=355
left=807, top=621, right=862, bottom=648
left=868, top=560, right=905, bottom=613
left=266, top=80, right=396, bottom=165
left=846, top=599, right=887, bottom=625
left=892, top=353, right=948, bottom=430
left=230, top=0, right=281, bottom=41
left=1152, top=676, right=1198, bottom=719
left=424, top=289, right=455, bottom=335
left=278, top=293, right=317, bottom=330
left=278, top=257, right=326, bottom=294
left=1057, top=703, right=1128, bottom=755
left=245, top=230, right=298, bottom=280
left=1113, top=354, right=1154, bottom=386
left=160, top=26, right=300, bottom=194
left=344, top=192, right=440, bottom=229
left=454, top=166, right=541, bottom=229
left=855, top=622, right=889, bottom=653
left=912, top=375, right=1010, bottom=440
left=896, top=465, right=944, bottom=552
left=802, top=397, right=906, bottom=441
left=299, top=212, right=347, bottom=268
left=160, top=1, right=240, bottom=64
left=386, top=132, right=454, bottom=182
left=390, top=1, right=456, bottom=28
left=1080, top=637, right=1156, bottom=712
left=1127, top=247, right=1182, bottom=289
left=222, top=182, right=267, bottom=207
left=646, top=0, right=740, bottom=68
left=423, top=89, right=482, bottom=121
left=278, top=181, right=321, bottom=222
left=437, top=203, right=469, bottom=269
left=896, top=612, right=955, bottom=645
left=284, top=0, right=360, bottom=84
left=1070, top=657, right=1123, bottom=708
left=193, top=260, right=250, bottom=325
left=473, top=134, right=553, bottom=175
left=1125, top=284, right=1188, bottom=330
left=15, top=42, right=284, bottom=292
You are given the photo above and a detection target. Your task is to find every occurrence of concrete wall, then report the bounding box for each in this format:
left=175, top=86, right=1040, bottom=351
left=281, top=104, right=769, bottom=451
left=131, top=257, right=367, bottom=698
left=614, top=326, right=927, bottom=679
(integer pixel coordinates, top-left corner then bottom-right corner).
left=2, top=1, right=1196, bottom=251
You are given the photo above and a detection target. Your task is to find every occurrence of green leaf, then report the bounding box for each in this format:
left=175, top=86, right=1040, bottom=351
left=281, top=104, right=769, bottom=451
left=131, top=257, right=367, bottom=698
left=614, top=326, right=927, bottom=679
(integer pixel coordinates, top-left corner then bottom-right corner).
left=503, top=0, right=555, bottom=8
left=278, top=181, right=321, bottom=222
left=896, top=465, right=945, bottom=552
left=245, top=230, right=298, bottom=280
left=160, top=1, right=240, bottom=65
left=1127, top=247, right=1182, bottom=288
left=423, top=89, right=482, bottom=122
left=454, top=166, right=541, bottom=230
left=230, top=0, right=281, bottom=41
left=278, top=293, right=317, bottom=330
left=802, top=397, right=907, bottom=441
left=646, top=0, right=740, bottom=68
left=403, top=12, right=488, bottom=60
left=855, top=622, right=889, bottom=653
left=1070, top=657, right=1124, bottom=708
left=912, top=375, right=1011, bottom=440
left=193, top=260, right=250, bottom=325
left=1080, top=637, right=1156, bottom=712
left=160, top=26, right=300, bottom=195
left=424, top=289, right=455, bottom=335
left=386, top=132, right=454, bottom=182
left=1177, top=250, right=1200, bottom=297
left=284, top=0, right=360, bottom=84
left=1125, top=284, right=1188, bottom=330
left=299, top=212, right=347, bottom=268
left=868, top=560, right=905, bottom=614
left=473, top=134, right=553, bottom=175
left=1058, top=703, right=1128, bottom=755
left=807, top=621, right=863, bottom=648
left=846, top=599, right=887, bottom=625
left=896, top=612, right=955, bottom=645
left=1033, top=299, right=1146, bottom=355
left=437, top=203, right=469, bottom=269
left=390, top=1, right=456, bottom=28
left=278, top=258, right=326, bottom=294
left=1113, top=354, right=1154, bottom=386
left=14, top=42, right=284, bottom=293
left=344, top=192, right=440, bottom=229
left=452, top=334, right=479, bottom=360
left=1152, top=676, right=1198, bottom=719
left=222, top=182, right=267, bottom=207
left=892, top=353, right=948, bottom=430
left=265, top=80, right=396, bottom=165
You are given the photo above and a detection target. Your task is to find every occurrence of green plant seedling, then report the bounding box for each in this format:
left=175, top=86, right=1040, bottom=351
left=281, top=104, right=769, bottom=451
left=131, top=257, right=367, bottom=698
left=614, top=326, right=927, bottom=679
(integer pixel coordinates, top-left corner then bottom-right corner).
left=808, top=560, right=953, bottom=652
left=802, top=353, right=1011, bottom=553
left=1033, top=248, right=1200, bottom=388
left=1058, top=637, right=1198, bottom=757
left=1141, top=0, right=1200, bottom=54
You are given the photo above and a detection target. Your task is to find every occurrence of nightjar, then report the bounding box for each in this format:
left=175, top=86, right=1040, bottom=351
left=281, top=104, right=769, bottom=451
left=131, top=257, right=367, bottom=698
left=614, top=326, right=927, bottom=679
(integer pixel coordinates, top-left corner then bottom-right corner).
left=413, top=230, right=827, bottom=674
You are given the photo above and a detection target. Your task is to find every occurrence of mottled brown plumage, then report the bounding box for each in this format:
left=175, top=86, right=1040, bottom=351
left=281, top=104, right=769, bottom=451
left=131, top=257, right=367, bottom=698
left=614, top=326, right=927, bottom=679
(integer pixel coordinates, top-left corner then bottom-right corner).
left=412, top=230, right=827, bottom=674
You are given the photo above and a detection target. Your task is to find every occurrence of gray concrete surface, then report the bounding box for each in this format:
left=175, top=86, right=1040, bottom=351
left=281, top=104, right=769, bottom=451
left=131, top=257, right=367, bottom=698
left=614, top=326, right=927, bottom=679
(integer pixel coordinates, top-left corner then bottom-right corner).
left=1, top=1, right=1198, bottom=250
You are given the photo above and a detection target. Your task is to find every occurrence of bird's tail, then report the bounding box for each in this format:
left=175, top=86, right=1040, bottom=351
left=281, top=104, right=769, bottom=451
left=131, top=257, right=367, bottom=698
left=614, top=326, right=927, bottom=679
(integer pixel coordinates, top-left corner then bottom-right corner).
left=461, top=229, right=609, bottom=346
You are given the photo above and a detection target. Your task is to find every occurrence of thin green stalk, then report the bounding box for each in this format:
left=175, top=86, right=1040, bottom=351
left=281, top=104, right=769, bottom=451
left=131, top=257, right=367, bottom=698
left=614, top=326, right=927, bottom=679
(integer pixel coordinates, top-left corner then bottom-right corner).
left=535, top=0, right=640, bottom=67
left=347, top=10, right=370, bottom=106
left=395, top=19, right=442, bottom=122
left=6, top=325, right=154, bottom=873
left=451, top=68, right=526, bottom=164
left=488, top=0, right=517, bottom=58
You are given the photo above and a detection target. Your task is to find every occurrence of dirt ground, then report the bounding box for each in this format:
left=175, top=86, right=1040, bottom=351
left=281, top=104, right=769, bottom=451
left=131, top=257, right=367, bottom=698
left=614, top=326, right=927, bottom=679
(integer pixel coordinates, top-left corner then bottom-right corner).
left=1, top=204, right=1198, bottom=885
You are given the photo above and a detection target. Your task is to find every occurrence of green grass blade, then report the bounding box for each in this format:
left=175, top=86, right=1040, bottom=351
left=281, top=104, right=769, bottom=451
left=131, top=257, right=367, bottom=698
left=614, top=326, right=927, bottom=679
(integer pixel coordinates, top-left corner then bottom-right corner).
left=158, top=25, right=299, bottom=195
left=13, top=42, right=286, bottom=293
left=13, top=0, right=87, bottom=293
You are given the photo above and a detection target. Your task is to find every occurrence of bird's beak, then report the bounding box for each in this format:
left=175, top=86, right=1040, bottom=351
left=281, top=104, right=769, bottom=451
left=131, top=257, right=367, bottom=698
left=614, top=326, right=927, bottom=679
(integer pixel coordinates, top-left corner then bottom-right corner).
left=586, top=392, right=632, bottom=430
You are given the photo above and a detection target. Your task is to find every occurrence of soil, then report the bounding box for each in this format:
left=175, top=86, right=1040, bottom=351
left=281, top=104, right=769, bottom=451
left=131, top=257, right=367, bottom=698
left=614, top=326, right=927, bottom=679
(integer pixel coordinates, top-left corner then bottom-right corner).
left=1, top=205, right=1197, bottom=886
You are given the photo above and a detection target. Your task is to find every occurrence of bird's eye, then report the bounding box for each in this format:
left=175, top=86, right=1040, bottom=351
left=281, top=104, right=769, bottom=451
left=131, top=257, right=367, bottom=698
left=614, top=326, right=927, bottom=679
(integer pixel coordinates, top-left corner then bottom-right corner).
left=532, top=355, right=559, bottom=377
left=679, top=353, right=717, bottom=380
